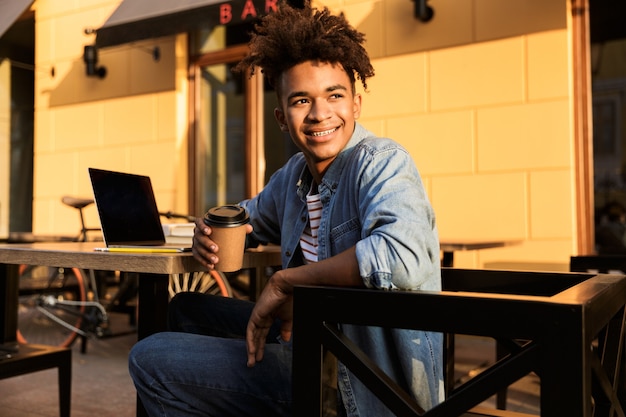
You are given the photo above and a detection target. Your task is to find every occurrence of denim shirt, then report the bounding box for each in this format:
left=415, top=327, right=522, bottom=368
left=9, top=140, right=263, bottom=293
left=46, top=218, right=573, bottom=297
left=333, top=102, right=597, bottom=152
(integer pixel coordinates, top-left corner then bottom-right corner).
left=241, top=122, right=444, bottom=415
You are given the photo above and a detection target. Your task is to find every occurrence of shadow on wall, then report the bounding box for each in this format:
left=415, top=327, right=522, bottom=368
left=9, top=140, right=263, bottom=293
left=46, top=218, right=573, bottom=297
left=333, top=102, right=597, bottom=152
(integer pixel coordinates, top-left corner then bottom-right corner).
left=47, top=0, right=569, bottom=108
left=354, top=0, right=567, bottom=59
left=47, top=37, right=176, bottom=108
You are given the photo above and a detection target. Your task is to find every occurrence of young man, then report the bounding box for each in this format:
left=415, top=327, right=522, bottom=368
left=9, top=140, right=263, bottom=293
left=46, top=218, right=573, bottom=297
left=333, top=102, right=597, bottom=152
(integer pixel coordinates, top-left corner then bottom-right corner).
left=128, top=2, right=443, bottom=416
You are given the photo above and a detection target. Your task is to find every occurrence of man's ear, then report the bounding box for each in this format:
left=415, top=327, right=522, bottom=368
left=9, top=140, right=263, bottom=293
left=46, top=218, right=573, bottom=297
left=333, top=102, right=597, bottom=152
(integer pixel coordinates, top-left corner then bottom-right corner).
left=274, top=107, right=289, bottom=132
left=353, top=93, right=362, bottom=120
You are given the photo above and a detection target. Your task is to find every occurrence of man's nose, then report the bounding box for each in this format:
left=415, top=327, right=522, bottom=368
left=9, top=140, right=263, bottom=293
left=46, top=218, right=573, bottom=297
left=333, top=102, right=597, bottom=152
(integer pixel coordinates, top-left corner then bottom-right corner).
left=308, top=100, right=331, bottom=121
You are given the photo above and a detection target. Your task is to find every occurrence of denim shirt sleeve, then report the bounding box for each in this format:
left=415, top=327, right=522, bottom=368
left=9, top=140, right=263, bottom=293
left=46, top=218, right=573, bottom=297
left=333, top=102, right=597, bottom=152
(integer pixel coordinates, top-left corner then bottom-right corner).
left=349, top=138, right=441, bottom=291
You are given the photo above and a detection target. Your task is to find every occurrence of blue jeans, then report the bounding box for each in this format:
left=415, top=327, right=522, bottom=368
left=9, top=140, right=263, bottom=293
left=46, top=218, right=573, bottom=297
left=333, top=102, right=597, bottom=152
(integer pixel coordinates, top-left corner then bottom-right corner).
left=128, top=292, right=292, bottom=417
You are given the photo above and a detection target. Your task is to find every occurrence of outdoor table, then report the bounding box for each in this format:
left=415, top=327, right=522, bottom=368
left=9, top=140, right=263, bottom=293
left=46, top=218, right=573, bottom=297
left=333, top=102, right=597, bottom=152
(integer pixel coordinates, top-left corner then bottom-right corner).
left=0, top=241, right=281, bottom=417
left=439, top=240, right=522, bottom=267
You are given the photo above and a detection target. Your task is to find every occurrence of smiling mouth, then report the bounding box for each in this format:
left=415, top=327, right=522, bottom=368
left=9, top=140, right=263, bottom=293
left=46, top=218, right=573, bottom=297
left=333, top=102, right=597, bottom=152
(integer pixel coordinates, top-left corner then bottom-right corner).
left=309, top=127, right=338, bottom=137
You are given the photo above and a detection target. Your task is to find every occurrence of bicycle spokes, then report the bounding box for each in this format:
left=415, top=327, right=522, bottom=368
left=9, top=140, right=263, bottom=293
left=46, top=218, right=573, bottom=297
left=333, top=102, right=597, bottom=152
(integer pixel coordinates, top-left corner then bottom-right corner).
left=18, top=266, right=86, bottom=347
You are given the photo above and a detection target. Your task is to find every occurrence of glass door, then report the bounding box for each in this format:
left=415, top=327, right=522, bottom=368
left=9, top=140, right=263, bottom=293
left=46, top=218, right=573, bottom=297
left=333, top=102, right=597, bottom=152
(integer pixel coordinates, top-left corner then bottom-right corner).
left=189, top=45, right=297, bottom=217
left=196, top=60, right=246, bottom=211
left=588, top=3, right=626, bottom=254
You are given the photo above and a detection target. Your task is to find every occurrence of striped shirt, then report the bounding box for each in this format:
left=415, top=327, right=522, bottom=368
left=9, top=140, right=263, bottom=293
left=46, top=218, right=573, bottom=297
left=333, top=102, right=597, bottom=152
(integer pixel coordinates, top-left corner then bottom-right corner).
left=300, top=191, right=322, bottom=263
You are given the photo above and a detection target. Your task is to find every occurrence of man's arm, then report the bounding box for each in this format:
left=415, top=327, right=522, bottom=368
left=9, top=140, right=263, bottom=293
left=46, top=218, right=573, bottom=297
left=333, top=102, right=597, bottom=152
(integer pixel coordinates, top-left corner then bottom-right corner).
left=246, top=246, right=363, bottom=366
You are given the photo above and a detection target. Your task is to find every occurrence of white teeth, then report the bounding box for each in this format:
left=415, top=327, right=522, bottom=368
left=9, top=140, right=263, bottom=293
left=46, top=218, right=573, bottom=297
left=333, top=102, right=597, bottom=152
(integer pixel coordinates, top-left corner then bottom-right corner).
left=310, top=127, right=337, bottom=137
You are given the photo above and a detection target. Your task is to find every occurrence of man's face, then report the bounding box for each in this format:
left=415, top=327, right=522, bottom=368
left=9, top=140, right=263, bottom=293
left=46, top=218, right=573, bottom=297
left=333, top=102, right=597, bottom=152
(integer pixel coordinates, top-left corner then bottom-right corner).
left=275, top=61, right=362, bottom=178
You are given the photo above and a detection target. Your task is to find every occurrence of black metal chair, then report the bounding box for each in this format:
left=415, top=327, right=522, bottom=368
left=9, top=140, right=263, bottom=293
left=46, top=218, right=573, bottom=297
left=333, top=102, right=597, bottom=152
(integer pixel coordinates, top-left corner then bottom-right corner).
left=0, top=343, right=71, bottom=417
left=1, top=263, right=72, bottom=417
left=570, top=255, right=626, bottom=275
left=292, top=268, right=626, bottom=417
left=570, top=254, right=626, bottom=414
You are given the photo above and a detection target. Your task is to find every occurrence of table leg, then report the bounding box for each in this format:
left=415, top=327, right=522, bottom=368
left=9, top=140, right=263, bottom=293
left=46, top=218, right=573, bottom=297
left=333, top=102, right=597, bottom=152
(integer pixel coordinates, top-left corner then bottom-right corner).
left=0, top=263, right=19, bottom=348
left=136, top=273, right=169, bottom=340
left=136, top=273, right=169, bottom=417
left=249, top=267, right=260, bottom=301
left=442, top=251, right=454, bottom=268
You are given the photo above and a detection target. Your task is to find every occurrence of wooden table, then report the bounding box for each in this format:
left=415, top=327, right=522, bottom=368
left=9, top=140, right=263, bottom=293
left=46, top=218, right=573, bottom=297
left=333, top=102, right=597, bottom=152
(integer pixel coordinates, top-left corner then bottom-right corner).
left=440, top=240, right=522, bottom=268
left=0, top=241, right=281, bottom=416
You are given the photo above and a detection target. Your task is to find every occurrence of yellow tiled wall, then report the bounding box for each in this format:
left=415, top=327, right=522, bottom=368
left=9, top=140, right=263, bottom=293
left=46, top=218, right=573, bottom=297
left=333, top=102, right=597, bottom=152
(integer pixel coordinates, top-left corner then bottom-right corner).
left=33, top=0, right=188, bottom=234
left=334, top=0, right=575, bottom=270
left=32, top=0, right=579, bottom=270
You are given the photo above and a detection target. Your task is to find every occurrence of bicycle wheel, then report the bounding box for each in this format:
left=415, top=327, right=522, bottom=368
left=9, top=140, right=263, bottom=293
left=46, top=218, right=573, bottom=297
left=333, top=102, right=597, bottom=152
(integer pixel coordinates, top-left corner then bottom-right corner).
left=17, top=265, right=87, bottom=347
left=168, top=271, right=232, bottom=299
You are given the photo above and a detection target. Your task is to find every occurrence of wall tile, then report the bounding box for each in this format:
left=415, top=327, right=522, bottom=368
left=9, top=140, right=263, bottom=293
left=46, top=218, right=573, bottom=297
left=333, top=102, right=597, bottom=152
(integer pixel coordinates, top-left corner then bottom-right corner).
left=34, top=109, right=53, bottom=153
left=431, top=173, right=527, bottom=240
left=35, top=18, right=53, bottom=65
left=530, top=170, right=573, bottom=239
left=430, top=37, right=525, bottom=110
left=32, top=192, right=97, bottom=235
left=363, top=54, right=427, bottom=118
left=527, top=30, right=569, bottom=100
left=477, top=100, right=571, bottom=171
left=156, top=92, right=177, bottom=141
left=129, top=142, right=180, bottom=191
left=102, top=95, right=155, bottom=145
left=475, top=0, right=566, bottom=42
left=52, top=102, right=102, bottom=151
left=387, top=110, right=474, bottom=176
left=34, top=152, right=78, bottom=199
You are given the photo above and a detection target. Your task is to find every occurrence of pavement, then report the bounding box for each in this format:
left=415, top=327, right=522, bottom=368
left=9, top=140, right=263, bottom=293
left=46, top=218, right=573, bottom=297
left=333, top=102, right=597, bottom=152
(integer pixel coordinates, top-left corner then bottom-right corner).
left=0, top=312, right=137, bottom=417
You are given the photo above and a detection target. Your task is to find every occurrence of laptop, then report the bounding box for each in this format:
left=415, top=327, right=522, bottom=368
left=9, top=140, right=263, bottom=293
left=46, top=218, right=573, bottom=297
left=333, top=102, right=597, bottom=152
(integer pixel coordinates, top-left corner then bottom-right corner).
left=88, top=168, right=192, bottom=253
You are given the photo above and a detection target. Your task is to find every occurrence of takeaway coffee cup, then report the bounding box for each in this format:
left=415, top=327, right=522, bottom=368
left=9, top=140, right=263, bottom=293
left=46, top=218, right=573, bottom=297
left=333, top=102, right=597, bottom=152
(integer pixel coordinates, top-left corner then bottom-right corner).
left=203, top=205, right=250, bottom=272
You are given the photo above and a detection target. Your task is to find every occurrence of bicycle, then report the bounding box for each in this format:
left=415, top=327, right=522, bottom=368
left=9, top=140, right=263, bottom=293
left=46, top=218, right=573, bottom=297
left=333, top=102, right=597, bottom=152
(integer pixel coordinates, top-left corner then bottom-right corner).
left=12, top=196, right=232, bottom=350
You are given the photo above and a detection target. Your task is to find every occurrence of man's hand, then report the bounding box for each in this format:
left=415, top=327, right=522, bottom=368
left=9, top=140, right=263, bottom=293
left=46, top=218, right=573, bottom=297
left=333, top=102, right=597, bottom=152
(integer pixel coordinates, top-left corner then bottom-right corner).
left=192, top=217, right=253, bottom=269
left=245, top=246, right=361, bottom=367
left=246, top=271, right=293, bottom=367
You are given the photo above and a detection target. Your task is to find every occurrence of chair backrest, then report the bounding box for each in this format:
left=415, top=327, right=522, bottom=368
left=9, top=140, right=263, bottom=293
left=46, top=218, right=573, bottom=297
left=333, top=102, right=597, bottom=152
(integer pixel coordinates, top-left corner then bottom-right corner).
left=570, top=255, right=626, bottom=275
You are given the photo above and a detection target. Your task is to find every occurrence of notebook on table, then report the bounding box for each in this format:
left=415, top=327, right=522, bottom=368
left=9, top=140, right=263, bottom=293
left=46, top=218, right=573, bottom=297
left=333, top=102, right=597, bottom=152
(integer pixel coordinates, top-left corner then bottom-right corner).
left=88, top=168, right=192, bottom=253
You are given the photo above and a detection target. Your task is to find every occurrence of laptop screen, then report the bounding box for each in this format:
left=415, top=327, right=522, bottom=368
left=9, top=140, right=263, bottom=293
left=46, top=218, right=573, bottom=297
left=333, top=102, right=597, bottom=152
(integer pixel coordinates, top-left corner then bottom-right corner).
left=89, top=168, right=167, bottom=246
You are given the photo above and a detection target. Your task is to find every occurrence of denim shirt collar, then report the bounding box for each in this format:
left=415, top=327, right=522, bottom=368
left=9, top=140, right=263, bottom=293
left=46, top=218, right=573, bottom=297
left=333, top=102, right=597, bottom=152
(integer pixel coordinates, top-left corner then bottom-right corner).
left=295, top=122, right=370, bottom=200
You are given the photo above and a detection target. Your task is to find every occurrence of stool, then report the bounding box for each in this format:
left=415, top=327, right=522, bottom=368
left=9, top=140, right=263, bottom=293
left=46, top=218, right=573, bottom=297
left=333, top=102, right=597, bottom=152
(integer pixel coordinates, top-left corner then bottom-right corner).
left=0, top=343, right=71, bottom=417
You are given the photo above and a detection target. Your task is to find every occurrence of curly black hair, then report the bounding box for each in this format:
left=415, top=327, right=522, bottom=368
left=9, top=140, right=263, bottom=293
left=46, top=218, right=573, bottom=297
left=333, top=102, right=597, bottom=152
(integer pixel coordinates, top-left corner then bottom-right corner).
left=233, top=1, right=374, bottom=92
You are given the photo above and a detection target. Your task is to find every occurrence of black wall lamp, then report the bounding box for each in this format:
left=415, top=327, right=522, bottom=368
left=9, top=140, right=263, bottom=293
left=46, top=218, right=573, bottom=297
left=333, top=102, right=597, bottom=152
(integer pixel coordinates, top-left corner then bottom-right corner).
left=141, top=46, right=161, bottom=62
left=83, top=45, right=106, bottom=79
left=413, top=0, right=434, bottom=22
